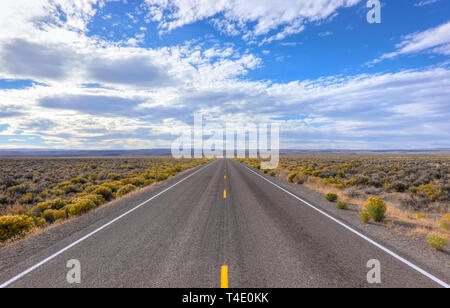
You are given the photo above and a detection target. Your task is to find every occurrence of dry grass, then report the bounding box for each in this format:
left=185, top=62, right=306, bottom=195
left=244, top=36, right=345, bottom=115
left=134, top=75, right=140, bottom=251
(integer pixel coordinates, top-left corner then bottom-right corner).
left=278, top=154, right=449, bottom=213
left=0, top=156, right=208, bottom=215
left=237, top=155, right=450, bottom=242
left=305, top=173, right=449, bottom=239
left=0, top=156, right=209, bottom=243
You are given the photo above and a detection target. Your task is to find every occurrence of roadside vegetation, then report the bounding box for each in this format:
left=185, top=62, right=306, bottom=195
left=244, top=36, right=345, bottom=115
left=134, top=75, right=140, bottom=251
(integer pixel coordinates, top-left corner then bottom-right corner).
left=427, top=233, right=448, bottom=251
left=237, top=155, right=450, bottom=251
left=0, top=157, right=208, bottom=244
left=325, top=193, right=338, bottom=202
left=336, top=201, right=349, bottom=210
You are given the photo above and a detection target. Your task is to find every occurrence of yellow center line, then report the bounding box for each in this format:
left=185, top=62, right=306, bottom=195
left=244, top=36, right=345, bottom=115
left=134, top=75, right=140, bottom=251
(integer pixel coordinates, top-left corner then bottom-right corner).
left=221, top=266, right=229, bottom=288
left=223, top=189, right=227, bottom=199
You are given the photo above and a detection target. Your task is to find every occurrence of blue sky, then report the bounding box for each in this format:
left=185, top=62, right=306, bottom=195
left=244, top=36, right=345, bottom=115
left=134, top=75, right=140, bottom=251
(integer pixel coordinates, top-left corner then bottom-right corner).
left=0, top=0, right=449, bottom=149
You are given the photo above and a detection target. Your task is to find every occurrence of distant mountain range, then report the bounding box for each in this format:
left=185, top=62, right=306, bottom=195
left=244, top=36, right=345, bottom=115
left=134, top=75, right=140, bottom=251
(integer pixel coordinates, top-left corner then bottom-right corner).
left=0, top=148, right=449, bottom=158
left=0, top=149, right=173, bottom=158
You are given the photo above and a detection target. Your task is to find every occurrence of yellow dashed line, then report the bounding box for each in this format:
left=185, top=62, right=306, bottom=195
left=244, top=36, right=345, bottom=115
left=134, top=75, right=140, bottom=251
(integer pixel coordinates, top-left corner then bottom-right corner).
left=224, top=190, right=227, bottom=199
left=221, top=266, right=229, bottom=288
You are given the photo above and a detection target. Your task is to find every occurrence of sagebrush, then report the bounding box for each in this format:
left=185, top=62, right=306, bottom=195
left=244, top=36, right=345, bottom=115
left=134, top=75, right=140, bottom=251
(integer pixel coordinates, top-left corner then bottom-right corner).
left=0, top=157, right=208, bottom=242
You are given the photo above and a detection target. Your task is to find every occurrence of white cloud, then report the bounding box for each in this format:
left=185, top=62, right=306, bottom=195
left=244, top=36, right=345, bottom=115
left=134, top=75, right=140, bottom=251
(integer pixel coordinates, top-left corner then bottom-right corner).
left=0, top=0, right=449, bottom=150
left=144, top=0, right=361, bottom=43
left=261, top=22, right=305, bottom=45
left=318, top=31, right=333, bottom=37
left=2, top=62, right=450, bottom=149
left=8, top=139, right=26, bottom=142
left=372, top=22, right=450, bottom=64
left=0, top=39, right=78, bottom=81
left=0, top=0, right=105, bottom=41
left=414, top=0, right=441, bottom=6
left=211, top=18, right=241, bottom=36
left=280, top=42, right=299, bottom=47
left=0, top=0, right=267, bottom=148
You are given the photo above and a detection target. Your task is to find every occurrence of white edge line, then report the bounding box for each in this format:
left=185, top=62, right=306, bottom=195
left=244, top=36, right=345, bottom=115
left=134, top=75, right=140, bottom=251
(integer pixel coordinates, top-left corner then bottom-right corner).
left=242, top=164, right=449, bottom=289
left=0, top=161, right=214, bottom=288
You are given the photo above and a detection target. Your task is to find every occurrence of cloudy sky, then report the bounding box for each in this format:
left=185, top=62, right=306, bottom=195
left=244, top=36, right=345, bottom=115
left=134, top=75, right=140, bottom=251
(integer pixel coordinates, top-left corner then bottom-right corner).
left=0, top=0, right=449, bottom=150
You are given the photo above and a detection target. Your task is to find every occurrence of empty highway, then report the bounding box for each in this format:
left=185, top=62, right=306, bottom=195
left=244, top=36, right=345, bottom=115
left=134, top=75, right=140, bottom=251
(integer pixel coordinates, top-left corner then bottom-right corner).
left=0, top=159, right=448, bottom=288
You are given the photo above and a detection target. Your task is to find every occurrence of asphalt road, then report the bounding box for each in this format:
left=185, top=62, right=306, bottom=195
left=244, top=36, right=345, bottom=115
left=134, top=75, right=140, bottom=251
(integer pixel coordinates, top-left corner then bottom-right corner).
left=0, top=159, right=448, bottom=288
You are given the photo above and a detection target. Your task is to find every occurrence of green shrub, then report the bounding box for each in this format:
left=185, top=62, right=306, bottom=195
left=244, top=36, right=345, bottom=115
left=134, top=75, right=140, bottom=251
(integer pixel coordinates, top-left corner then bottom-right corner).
left=121, top=177, right=145, bottom=187
left=33, top=217, right=46, bottom=227
left=70, top=177, right=87, bottom=184
left=34, top=198, right=66, bottom=213
left=143, top=179, right=155, bottom=186
left=287, top=171, right=308, bottom=184
left=38, top=190, right=49, bottom=198
left=62, top=205, right=72, bottom=216
left=68, top=199, right=96, bottom=217
left=157, top=174, right=169, bottom=181
left=359, top=212, right=371, bottom=223
left=85, top=194, right=105, bottom=206
left=7, top=184, right=28, bottom=194
left=0, top=215, right=35, bottom=242
left=325, top=193, right=338, bottom=202
left=33, top=202, right=50, bottom=214
left=93, top=186, right=113, bottom=200
left=88, top=173, right=99, bottom=181
left=388, top=181, right=408, bottom=192
left=54, top=209, right=67, bottom=220
left=287, top=172, right=298, bottom=183
left=410, top=182, right=443, bottom=201
left=336, top=201, right=349, bottom=210
left=42, top=210, right=55, bottom=222
left=116, top=184, right=137, bottom=198
left=426, top=233, right=448, bottom=251
left=52, top=189, right=65, bottom=196
left=42, top=209, right=67, bottom=223
left=84, top=185, right=99, bottom=194
left=440, top=214, right=450, bottom=231
left=365, top=197, right=387, bottom=222
left=71, top=193, right=105, bottom=206
left=51, top=198, right=67, bottom=209
left=57, top=181, right=70, bottom=188
left=63, top=184, right=82, bottom=194
left=107, top=173, right=121, bottom=180
left=101, top=181, right=122, bottom=192
left=20, top=192, right=34, bottom=204
left=343, top=178, right=357, bottom=188
left=269, top=172, right=276, bottom=177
